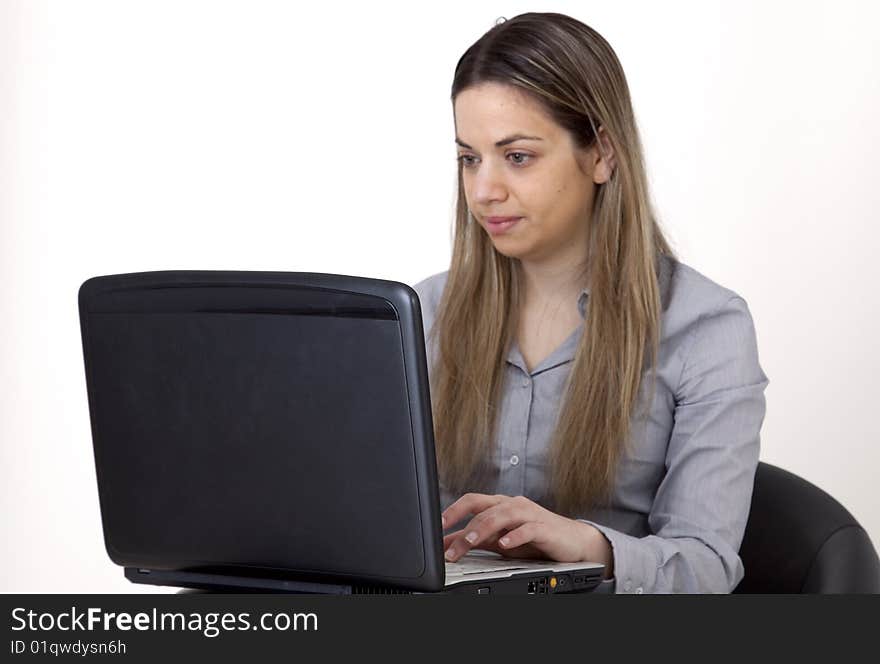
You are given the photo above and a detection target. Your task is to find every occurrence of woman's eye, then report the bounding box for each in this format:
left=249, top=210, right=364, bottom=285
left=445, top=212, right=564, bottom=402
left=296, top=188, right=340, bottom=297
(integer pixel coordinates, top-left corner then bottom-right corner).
left=456, top=153, right=533, bottom=168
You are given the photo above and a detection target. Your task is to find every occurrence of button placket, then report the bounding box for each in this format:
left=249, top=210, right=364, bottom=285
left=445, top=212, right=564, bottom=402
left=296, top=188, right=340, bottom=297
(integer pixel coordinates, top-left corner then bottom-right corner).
left=518, top=371, right=531, bottom=495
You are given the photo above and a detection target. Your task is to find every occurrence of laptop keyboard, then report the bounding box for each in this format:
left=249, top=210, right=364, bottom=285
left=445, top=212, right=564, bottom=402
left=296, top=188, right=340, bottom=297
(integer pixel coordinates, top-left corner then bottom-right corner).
left=445, top=552, right=543, bottom=576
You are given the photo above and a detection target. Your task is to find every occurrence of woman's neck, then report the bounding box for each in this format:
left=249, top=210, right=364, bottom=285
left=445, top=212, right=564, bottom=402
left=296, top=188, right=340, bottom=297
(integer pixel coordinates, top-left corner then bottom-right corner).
left=516, top=254, right=589, bottom=311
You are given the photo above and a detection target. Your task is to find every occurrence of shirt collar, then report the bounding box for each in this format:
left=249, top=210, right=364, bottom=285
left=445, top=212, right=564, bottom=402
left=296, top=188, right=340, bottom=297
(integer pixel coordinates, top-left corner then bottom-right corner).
left=504, top=252, right=675, bottom=375
left=506, top=287, right=590, bottom=375
left=577, top=287, right=591, bottom=319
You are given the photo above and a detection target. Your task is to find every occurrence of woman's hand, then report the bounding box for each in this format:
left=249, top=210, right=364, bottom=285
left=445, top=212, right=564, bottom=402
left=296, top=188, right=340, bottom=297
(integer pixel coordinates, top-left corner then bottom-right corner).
left=441, top=493, right=614, bottom=577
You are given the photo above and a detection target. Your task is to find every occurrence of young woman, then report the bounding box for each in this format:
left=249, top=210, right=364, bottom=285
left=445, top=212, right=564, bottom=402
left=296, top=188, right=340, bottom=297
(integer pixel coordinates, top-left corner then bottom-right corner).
left=413, top=12, right=769, bottom=593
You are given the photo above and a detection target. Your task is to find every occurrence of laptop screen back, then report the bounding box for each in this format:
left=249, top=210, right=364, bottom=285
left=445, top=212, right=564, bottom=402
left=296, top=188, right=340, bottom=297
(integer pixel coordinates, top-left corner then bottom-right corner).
left=79, top=273, right=443, bottom=589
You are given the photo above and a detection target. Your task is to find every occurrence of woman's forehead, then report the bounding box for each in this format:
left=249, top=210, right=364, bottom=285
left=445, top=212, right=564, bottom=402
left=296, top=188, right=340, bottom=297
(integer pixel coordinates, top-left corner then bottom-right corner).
left=454, top=84, right=560, bottom=143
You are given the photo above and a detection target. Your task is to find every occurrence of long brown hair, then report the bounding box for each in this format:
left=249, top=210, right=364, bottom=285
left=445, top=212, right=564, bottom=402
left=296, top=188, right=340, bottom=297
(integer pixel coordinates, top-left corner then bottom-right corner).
left=429, top=12, right=677, bottom=516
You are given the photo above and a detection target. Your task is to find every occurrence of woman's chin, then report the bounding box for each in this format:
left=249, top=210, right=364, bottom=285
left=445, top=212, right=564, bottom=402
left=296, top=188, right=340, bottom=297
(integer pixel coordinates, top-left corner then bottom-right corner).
left=487, top=236, right=528, bottom=259
left=490, top=246, right=524, bottom=260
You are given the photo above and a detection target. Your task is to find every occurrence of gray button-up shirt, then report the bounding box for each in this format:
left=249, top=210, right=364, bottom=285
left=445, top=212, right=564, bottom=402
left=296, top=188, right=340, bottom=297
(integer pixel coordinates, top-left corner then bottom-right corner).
left=412, top=254, right=769, bottom=593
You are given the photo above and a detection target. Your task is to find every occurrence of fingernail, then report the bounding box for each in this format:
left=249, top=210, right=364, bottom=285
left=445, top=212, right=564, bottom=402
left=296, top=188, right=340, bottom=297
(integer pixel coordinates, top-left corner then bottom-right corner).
left=445, top=547, right=455, bottom=561
left=465, top=531, right=478, bottom=544
left=499, top=536, right=510, bottom=547
left=441, top=515, right=447, bottom=528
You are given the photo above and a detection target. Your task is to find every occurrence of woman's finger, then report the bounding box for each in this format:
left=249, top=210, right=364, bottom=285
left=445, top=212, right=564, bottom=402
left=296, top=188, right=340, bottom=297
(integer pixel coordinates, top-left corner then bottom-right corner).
left=444, top=505, right=531, bottom=561
left=440, top=495, right=557, bottom=561
left=497, top=521, right=545, bottom=551
left=442, top=529, right=465, bottom=550
left=441, top=493, right=501, bottom=530
left=443, top=522, right=515, bottom=561
left=454, top=496, right=544, bottom=548
left=444, top=496, right=547, bottom=559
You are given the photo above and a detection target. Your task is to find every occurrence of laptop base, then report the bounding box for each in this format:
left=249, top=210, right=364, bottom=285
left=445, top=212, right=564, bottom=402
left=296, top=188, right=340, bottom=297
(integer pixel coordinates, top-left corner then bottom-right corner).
left=125, top=567, right=361, bottom=594
left=125, top=566, right=604, bottom=595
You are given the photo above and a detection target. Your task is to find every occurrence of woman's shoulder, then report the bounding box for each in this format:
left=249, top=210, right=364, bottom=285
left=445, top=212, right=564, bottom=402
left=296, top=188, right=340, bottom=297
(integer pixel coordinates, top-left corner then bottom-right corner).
left=411, top=270, right=450, bottom=334
left=660, top=253, right=744, bottom=317
left=412, top=270, right=449, bottom=306
left=659, top=254, right=761, bottom=364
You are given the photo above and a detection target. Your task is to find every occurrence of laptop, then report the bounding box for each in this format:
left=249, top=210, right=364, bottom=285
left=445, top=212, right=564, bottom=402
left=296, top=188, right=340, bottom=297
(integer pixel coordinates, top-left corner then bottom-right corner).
left=78, top=270, right=605, bottom=595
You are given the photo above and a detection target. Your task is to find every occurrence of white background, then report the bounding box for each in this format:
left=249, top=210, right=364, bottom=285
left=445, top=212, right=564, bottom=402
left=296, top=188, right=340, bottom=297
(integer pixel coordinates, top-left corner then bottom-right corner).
left=2, top=0, right=877, bottom=592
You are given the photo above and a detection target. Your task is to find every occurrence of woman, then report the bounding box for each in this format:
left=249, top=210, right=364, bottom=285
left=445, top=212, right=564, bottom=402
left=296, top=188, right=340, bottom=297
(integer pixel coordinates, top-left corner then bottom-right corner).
left=413, top=12, right=769, bottom=593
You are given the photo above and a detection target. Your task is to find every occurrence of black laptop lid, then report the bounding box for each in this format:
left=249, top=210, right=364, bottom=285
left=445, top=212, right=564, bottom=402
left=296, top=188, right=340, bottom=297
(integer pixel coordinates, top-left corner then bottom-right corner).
left=78, top=271, right=444, bottom=591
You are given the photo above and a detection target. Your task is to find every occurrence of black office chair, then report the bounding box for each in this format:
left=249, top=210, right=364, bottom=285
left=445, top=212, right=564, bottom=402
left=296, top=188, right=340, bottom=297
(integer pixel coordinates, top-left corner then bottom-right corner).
left=733, top=462, right=880, bottom=593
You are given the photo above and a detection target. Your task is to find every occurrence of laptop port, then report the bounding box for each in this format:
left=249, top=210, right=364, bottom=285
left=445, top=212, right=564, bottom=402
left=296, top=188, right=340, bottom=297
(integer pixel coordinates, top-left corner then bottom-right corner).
left=527, top=581, right=538, bottom=594
left=536, top=577, right=549, bottom=593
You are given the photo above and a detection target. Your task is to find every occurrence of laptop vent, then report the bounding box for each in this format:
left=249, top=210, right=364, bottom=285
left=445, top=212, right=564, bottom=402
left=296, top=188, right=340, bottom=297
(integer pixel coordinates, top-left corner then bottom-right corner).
left=351, top=585, right=411, bottom=595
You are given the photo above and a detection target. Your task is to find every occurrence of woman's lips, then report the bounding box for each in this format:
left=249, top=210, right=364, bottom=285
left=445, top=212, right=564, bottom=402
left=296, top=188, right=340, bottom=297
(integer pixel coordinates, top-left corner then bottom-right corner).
left=485, top=216, right=522, bottom=235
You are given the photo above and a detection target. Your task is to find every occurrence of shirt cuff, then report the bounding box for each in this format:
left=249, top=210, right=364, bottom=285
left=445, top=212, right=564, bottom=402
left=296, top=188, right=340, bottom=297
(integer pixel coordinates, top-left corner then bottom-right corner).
left=591, top=577, right=617, bottom=594
left=578, top=519, right=659, bottom=594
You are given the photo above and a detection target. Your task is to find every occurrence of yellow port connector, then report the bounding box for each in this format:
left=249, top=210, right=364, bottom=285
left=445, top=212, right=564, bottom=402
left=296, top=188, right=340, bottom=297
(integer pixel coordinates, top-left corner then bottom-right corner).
left=550, top=577, right=557, bottom=589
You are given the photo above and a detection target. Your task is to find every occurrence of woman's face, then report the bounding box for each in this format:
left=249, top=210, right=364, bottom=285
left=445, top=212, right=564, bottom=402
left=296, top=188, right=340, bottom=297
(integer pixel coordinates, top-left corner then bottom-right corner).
left=453, top=82, right=614, bottom=266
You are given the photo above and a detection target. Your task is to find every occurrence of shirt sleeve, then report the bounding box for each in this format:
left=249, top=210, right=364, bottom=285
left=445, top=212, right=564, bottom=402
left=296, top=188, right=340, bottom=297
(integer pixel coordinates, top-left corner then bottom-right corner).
left=579, top=295, right=769, bottom=593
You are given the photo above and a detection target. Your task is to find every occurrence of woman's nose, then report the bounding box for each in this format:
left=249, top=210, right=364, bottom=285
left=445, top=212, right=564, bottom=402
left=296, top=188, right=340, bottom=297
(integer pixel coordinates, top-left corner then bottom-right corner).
left=471, top=162, right=508, bottom=205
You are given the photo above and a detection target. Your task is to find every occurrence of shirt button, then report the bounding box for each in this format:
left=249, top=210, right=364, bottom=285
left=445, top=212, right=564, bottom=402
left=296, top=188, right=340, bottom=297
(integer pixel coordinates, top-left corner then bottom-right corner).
left=509, top=455, right=520, bottom=466
left=624, top=580, right=632, bottom=592
left=636, top=587, right=644, bottom=594
left=521, top=378, right=530, bottom=388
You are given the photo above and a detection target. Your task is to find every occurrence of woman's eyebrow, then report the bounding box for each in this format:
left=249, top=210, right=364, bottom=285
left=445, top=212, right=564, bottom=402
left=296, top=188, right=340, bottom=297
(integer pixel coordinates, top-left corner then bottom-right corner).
left=454, top=134, right=544, bottom=149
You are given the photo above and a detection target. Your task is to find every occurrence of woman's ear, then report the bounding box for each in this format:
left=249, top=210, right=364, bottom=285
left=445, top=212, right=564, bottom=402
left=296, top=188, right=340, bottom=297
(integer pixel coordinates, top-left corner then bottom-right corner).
left=592, top=126, right=617, bottom=184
